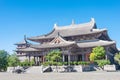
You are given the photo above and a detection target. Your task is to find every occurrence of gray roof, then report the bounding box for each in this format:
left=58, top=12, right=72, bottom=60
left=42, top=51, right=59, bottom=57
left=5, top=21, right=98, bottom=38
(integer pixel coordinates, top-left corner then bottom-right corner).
left=28, top=18, right=106, bottom=41
left=15, top=40, right=27, bottom=45
left=31, top=35, right=75, bottom=49
left=30, top=39, right=115, bottom=49
left=32, top=43, right=75, bottom=49
left=15, top=40, right=31, bottom=45
left=16, top=47, right=39, bottom=52
left=15, top=35, right=30, bottom=45
left=16, top=39, right=115, bottom=51
left=77, top=40, right=115, bottom=48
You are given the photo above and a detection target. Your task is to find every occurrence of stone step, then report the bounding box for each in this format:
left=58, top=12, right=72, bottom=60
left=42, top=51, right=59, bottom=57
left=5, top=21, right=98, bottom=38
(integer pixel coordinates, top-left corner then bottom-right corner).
left=26, top=66, right=42, bottom=73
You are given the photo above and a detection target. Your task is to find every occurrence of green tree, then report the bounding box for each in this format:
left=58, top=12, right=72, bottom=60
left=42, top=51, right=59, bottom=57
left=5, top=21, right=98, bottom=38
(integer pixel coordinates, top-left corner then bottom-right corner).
left=45, top=50, right=62, bottom=64
left=45, top=50, right=62, bottom=66
left=45, top=50, right=62, bottom=72
left=89, top=46, right=110, bottom=68
left=0, top=50, right=8, bottom=71
left=8, top=53, right=20, bottom=67
left=92, top=46, right=105, bottom=60
left=114, top=52, right=120, bottom=65
left=89, top=53, right=95, bottom=61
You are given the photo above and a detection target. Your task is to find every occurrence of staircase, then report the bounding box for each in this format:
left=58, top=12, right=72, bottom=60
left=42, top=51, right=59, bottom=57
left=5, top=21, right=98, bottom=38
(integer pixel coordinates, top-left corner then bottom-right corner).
left=26, top=66, right=42, bottom=73
left=26, top=66, right=52, bottom=73
left=93, top=65, right=103, bottom=71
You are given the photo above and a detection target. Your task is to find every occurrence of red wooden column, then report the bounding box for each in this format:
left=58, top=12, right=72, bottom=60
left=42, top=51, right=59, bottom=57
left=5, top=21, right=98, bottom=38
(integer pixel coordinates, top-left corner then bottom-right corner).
left=85, top=53, right=90, bottom=61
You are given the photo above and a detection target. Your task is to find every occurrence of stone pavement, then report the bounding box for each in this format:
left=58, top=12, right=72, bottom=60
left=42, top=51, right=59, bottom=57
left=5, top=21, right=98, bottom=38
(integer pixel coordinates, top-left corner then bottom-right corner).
left=0, top=71, right=120, bottom=80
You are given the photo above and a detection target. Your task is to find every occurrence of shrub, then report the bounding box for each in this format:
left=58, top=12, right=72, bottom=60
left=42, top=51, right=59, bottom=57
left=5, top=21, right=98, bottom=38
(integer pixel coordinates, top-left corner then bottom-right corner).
left=62, top=62, right=68, bottom=65
left=95, top=60, right=110, bottom=67
left=69, top=62, right=73, bottom=65
left=78, top=61, right=90, bottom=65
left=52, top=62, right=57, bottom=66
left=42, top=62, right=50, bottom=66
left=57, top=62, right=63, bottom=66
left=73, top=61, right=78, bottom=65
left=114, top=52, right=120, bottom=65
left=42, top=62, right=63, bottom=66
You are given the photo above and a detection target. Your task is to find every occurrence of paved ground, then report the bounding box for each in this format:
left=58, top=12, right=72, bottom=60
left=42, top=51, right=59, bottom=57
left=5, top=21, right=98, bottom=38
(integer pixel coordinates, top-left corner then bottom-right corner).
left=0, top=71, right=120, bottom=80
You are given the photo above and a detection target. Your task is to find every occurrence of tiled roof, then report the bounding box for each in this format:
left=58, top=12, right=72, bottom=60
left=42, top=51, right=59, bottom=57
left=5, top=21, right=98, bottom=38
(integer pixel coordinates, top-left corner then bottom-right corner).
left=15, top=35, right=31, bottom=45
left=16, top=39, right=116, bottom=51
left=28, top=18, right=106, bottom=40
left=31, top=43, right=74, bottom=49
left=77, top=40, right=115, bottom=48
left=14, top=40, right=27, bottom=45
left=31, top=35, right=75, bottom=49
left=16, top=47, right=39, bottom=52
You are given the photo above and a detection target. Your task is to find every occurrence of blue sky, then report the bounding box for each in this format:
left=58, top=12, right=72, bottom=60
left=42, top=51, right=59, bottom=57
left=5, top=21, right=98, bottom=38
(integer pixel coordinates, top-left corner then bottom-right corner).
left=0, top=0, right=120, bottom=53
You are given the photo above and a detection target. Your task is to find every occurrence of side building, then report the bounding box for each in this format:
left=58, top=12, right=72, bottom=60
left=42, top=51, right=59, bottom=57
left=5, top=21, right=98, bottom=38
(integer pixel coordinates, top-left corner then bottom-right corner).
left=15, top=18, right=118, bottom=65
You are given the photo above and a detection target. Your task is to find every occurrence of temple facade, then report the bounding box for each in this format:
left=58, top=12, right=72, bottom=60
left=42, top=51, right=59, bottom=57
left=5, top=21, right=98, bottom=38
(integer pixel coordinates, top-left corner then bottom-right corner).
left=15, top=18, right=118, bottom=65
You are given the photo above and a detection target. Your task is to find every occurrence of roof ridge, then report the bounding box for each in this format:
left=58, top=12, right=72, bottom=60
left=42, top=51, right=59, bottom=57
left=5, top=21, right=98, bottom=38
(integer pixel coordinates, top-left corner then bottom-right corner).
left=54, top=18, right=95, bottom=30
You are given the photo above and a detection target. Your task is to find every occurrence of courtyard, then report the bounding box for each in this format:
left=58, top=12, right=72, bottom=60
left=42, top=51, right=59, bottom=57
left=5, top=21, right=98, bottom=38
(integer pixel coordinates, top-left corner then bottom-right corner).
left=0, top=71, right=120, bottom=80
